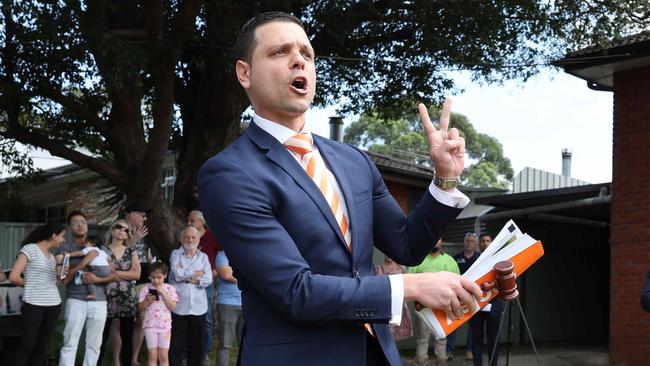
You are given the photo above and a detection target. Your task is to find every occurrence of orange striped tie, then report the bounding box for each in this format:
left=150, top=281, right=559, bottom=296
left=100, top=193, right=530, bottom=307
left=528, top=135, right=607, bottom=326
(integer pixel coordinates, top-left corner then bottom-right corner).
left=285, top=133, right=352, bottom=251
left=285, top=133, right=374, bottom=336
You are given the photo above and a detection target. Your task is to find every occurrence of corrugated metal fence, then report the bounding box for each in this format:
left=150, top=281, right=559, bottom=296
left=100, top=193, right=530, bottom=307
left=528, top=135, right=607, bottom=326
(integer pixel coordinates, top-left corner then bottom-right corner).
left=0, top=222, right=109, bottom=270
left=0, top=222, right=40, bottom=269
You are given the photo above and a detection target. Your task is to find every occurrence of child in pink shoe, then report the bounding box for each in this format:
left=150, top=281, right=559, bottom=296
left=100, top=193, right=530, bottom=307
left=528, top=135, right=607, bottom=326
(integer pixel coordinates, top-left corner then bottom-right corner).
left=138, top=262, right=178, bottom=366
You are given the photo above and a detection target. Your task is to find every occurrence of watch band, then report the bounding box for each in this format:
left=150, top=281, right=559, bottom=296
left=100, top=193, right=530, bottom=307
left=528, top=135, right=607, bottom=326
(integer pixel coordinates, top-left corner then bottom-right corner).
left=433, top=175, right=459, bottom=190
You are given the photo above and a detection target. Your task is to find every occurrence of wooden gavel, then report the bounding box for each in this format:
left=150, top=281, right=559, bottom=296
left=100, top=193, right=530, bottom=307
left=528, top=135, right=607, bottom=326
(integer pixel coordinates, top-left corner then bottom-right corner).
left=414, top=260, right=519, bottom=312
left=481, top=260, right=519, bottom=302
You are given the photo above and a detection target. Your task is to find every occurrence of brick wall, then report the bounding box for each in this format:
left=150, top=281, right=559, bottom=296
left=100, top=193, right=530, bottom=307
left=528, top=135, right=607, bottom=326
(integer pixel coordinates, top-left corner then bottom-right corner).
left=66, top=178, right=119, bottom=225
left=385, top=179, right=409, bottom=213
left=610, top=65, right=650, bottom=365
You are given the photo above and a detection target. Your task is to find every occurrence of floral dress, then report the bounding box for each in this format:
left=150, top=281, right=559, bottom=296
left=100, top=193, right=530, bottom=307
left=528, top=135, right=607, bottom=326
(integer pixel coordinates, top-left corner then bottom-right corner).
left=102, top=245, right=138, bottom=318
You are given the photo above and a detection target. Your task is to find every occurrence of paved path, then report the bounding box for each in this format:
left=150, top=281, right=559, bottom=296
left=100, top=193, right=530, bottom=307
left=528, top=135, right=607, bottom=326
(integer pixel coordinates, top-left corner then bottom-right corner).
left=400, top=344, right=609, bottom=366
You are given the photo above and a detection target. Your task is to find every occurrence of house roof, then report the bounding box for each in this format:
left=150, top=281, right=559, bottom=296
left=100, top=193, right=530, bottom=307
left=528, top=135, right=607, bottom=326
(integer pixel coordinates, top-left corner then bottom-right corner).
left=0, top=151, right=437, bottom=189
left=553, top=30, right=650, bottom=89
left=2, top=150, right=503, bottom=194
left=475, top=182, right=611, bottom=222
left=366, top=151, right=434, bottom=181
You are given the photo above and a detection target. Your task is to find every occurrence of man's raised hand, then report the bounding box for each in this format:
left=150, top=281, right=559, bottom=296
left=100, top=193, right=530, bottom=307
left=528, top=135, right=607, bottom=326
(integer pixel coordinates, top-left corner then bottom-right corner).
left=418, top=98, right=465, bottom=181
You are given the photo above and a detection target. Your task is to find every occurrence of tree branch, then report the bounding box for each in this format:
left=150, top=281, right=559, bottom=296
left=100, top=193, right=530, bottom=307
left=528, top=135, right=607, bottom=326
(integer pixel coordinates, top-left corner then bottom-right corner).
left=136, top=0, right=202, bottom=197
left=1, top=125, right=126, bottom=185
left=36, top=82, right=109, bottom=136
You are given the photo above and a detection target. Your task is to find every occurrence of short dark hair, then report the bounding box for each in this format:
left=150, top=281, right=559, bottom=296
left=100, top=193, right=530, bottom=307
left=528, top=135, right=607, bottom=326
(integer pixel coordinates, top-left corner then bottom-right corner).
left=234, top=11, right=305, bottom=63
left=67, top=210, right=87, bottom=225
left=149, top=261, right=169, bottom=276
left=479, top=233, right=492, bottom=240
left=85, top=235, right=102, bottom=247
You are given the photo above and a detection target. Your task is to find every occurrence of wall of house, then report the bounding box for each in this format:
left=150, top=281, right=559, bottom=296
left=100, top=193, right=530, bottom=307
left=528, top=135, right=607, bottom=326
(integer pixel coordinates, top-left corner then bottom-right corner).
left=385, top=179, right=409, bottom=212
left=610, top=65, right=650, bottom=365
left=67, top=178, right=119, bottom=225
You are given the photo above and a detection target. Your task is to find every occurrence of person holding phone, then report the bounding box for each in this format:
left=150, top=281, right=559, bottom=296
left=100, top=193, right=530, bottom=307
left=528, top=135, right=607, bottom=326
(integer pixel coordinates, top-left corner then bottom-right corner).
left=138, top=262, right=178, bottom=366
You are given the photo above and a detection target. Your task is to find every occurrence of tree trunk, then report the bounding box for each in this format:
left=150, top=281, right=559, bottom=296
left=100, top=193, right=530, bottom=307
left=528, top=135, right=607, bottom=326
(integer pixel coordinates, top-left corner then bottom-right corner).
left=147, top=191, right=185, bottom=259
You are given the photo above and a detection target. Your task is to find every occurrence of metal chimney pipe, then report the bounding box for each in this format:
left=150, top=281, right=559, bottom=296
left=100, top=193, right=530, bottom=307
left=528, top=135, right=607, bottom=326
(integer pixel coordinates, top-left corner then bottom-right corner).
left=329, top=116, right=344, bottom=142
left=562, top=148, right=572, bottom=177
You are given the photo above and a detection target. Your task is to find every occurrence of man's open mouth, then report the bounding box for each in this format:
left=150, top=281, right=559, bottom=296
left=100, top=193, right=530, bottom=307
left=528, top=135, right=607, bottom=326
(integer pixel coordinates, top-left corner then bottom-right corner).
left=290, top=77, right=308, bottom=93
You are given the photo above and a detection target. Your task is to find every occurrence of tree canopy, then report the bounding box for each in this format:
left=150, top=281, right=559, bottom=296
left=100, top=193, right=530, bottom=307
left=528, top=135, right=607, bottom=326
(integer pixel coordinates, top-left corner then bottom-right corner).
left=344, top=108, right=514, bottom=188
left=1, top=0, right=647, bottom=255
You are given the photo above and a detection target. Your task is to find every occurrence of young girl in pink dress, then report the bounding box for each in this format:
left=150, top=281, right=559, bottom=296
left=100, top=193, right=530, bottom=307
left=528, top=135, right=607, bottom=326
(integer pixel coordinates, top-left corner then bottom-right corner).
left=138, top=262, right=178, bottom=366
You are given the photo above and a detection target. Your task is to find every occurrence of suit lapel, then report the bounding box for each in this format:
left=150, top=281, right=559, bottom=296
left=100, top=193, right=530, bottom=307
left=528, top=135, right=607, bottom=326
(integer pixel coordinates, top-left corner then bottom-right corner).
left=246, top=123, right=349, bottom=252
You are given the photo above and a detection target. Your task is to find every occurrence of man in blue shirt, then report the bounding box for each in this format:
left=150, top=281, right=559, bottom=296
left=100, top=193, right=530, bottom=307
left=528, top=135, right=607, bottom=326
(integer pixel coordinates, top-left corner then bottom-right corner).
left=216, top=251, right=243, bottom=366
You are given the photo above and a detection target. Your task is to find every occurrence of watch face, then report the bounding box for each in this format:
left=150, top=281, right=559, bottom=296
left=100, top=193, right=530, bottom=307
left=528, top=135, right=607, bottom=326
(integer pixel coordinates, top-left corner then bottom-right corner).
left=435, top=176, right=458, bottom=189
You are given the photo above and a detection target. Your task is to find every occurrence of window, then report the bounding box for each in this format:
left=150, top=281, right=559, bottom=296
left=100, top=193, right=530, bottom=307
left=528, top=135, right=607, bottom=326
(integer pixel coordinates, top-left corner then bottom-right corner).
left=160, top=168, right=176, bottom=202
left=34, top=205, right=67, bottom=223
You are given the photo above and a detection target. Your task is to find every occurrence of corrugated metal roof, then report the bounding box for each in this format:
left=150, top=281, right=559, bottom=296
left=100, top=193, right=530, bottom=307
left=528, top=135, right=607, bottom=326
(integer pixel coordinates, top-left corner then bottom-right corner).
left=512, top=167, right=590, bottom=193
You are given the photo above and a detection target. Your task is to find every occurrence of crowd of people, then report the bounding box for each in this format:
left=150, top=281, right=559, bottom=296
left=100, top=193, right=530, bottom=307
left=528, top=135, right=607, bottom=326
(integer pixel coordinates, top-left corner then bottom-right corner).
left=4, top=205, right=501, bottom=366
left=5, top=206, right=243, bottom=366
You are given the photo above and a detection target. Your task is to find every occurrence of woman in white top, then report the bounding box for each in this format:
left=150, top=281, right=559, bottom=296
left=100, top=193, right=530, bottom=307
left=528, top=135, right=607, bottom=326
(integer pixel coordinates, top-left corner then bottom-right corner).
left=9, top=222, right=66, bottom=366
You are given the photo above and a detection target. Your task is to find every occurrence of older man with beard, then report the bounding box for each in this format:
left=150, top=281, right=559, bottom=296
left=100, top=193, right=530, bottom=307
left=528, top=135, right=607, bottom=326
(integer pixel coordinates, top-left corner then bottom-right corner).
left=169, top=227, right=213, bottom=366
left=187, top=210, right=222, bottom=363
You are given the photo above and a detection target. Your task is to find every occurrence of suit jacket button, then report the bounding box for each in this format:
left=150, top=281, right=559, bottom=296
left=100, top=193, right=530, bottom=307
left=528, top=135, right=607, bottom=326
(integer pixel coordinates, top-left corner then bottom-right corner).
left=353, top=267, right=359, bottom=277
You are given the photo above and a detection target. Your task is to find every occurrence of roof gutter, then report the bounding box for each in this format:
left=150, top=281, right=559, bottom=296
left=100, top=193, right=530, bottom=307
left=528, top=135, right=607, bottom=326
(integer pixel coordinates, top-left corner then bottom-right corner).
left=587, top=81, right=614, bottom=92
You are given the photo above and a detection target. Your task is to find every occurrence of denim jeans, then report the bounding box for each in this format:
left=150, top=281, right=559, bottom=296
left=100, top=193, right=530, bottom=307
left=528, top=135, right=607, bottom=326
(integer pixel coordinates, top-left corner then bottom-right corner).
left=446, top=324, right=473, bottom=354
left=216, top=303, right=243, bottom=366
left=203, top=282, right=215, bottom=359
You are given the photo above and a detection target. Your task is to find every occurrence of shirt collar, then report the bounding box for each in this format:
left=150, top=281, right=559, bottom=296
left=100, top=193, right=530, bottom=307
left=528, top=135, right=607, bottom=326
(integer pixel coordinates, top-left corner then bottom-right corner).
left=253, top=114, right=312, bottom=144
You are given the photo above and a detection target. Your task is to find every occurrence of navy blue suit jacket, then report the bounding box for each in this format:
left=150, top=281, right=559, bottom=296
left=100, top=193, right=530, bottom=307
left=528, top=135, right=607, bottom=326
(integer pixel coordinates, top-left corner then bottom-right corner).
left=198, top=122, right=463, bottom=366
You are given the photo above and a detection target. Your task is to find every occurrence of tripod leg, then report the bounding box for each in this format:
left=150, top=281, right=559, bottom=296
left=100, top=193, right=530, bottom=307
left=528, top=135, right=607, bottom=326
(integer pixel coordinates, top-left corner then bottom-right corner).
left=506, top=302, right=512, bottom=366
left=515, top=298, right=541, bottom=366
left=489, top=304, right=508, bottom=366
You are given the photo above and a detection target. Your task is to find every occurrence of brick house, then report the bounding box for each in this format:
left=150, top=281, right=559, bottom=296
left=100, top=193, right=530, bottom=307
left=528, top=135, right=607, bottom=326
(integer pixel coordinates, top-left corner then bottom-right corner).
left=554, top=30, right=650, bottom=365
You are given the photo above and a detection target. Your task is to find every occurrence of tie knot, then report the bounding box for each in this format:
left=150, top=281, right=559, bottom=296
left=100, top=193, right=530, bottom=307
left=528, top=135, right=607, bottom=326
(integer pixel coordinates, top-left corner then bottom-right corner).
left=284, top=133, right=313, bottom=157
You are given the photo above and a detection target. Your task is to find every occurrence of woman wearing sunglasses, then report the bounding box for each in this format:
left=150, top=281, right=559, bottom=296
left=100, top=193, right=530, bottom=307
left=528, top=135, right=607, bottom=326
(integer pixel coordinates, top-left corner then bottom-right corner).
left=97, top=219, right=141, bottom=366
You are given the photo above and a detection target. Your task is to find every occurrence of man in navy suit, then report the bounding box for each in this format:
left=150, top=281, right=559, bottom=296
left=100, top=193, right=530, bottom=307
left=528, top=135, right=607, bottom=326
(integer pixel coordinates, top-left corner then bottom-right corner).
left=198, top=11, right=482, bottom=366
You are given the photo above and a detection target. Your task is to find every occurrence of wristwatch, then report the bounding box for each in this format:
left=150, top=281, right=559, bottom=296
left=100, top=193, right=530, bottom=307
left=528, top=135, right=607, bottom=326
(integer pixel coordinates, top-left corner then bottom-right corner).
left=433, top=175, right=459, bottom=190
